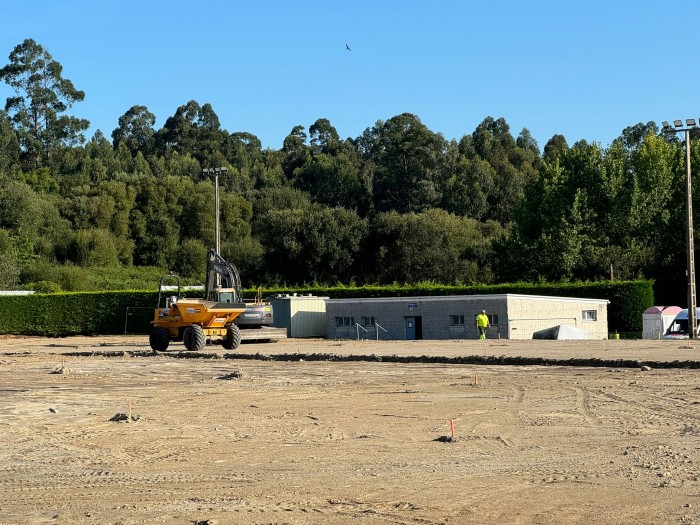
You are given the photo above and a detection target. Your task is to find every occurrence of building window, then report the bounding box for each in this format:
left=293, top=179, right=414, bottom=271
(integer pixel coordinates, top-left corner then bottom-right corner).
left=582, top=310, right=597, bottom=321
left=362, top=316, right=375, bottom=326
left=488, top=314, right=499, bottom=325
left=335, top=316, right=355, bottom=327
left=450, top=314, right=465, bottom=326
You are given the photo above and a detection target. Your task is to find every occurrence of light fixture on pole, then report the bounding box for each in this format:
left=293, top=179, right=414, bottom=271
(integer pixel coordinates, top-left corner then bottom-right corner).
left=662, top=119, right=698, bottom=339
left=201, top=166, right=228, bottom=254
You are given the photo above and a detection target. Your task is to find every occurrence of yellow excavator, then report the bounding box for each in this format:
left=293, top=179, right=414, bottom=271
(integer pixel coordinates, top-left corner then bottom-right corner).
left=149, top=249, right=246, bottom=351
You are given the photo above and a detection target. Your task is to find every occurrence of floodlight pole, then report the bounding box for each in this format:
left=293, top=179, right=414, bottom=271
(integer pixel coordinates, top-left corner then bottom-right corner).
left=202, top=167, right=228, bottom=254
left=685, top=128, right=697, bottom=340
left=662, top=120, right=697, bottom=339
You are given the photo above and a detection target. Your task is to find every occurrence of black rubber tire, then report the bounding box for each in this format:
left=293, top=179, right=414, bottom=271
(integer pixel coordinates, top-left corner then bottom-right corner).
left=222, top=324, right=242, bottom=350
left=183, top=324, right=206, bottom=351
left=149, top=327, right=170, bottom=351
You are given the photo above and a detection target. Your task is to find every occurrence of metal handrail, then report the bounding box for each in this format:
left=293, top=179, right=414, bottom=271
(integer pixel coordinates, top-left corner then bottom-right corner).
left=355, top=323, right=369, bottom=340
left=375, top=323, right=388, bottom=340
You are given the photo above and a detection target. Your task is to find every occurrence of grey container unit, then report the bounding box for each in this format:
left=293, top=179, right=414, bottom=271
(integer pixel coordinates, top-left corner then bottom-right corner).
left=269, top=294, right=329, bottom=338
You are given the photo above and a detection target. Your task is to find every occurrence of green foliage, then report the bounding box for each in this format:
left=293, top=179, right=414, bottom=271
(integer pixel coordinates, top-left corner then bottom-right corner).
left=0, top=38, right=89, bottom=167
left=370, top=113, right=448, bottom=213
left=0, top=252, right=20, bottom=289
left=364, top=209, right=503, bottom=284
left=0, top=111, right=20, bottom=173
left=72, top=229, right=119, bottom=267
left=255, top=204, right=367, bottom=284
left=0, top=291, right=157, bottom=336
left=175, top=238, right=208, bottom=278
left=18, top=167, right=58, bottom=193
left=20, top=259, right=177, bottom=292
left=111, top=105, right=156, bottom=155
left=157, top=100, right=223, bottom=163
left=21, top=261, right=93, bottom=291
left=32, top=280, right=62, bottom=293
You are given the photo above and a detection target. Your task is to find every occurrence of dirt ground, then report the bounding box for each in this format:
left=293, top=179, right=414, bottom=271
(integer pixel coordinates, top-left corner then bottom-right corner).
left=2, top=335, right=700, bottom=525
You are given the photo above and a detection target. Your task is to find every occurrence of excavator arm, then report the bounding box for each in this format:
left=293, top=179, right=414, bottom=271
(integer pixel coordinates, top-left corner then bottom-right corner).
left=204, top=249, right=243, bottom=303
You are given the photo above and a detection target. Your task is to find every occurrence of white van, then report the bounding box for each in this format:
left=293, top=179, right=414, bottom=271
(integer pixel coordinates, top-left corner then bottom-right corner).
left=662, top=308, right=700, bottom=339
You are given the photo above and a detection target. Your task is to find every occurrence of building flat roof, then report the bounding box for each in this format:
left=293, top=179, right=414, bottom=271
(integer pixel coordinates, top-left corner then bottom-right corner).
left=325, top=294, right=609, bottom=305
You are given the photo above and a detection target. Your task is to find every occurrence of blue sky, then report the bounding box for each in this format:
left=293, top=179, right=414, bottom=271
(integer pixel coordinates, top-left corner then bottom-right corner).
left=1, top=1, right=697, bottom=151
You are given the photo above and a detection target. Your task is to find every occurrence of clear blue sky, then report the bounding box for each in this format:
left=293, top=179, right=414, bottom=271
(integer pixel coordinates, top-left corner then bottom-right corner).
left=1, top=1, right=698, bottom=151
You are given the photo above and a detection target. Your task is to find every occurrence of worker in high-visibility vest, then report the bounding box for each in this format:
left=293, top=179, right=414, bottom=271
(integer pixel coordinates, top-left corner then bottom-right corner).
left=475, top=310, right=490, bottom=340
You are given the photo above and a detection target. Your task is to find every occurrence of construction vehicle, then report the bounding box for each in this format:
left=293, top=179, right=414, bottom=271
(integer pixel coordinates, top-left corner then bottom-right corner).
left=149, top=249, right=247, bottom=351
left=233, top=289, right=287, bottom=343
left=235, top=288, right=274, bottom=328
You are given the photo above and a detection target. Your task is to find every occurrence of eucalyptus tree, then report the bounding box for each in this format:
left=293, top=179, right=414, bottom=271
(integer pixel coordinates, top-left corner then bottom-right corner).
left=370, top=113, right=448, bottom=213
left=294, top=150, right=370, bottom=212
left=441, top=156, right=496, bottom=220
left=223, top=131, right=262, bottom=189
left=0, top=39, right=89, bottom=168
left=292, top=118, right=370, bottom=212
left=281, top=125, right=311, bottom=180
left=309, top=118, right=341, bottom=154
left=0, top=111, right=19, bottom=175
left=156, top=100, right=224, bottom=163
left=620, top=121, right=659, bottom=151
left=111, top=105, right=156, bottom=156
left=542, top=134, right=569, bottom=163
left=214, top=131, right=260, bottom=195
left=469, top=117, right=539, bottom=224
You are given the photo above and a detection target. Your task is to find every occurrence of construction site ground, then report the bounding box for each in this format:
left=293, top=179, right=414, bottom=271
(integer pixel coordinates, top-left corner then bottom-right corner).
left=2, top=335, right=700, bottom=524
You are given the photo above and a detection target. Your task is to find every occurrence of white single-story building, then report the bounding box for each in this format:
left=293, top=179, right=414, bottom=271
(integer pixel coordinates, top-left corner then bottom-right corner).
left=325, top=294, right=610, bottom=340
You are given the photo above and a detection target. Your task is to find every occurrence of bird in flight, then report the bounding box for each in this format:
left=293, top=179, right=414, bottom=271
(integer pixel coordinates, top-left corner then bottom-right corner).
left=345, top=43, right=351, bottom=51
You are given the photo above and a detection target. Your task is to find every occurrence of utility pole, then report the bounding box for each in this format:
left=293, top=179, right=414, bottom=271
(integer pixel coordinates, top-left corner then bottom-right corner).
left=662, top=120, right=697, bottom=339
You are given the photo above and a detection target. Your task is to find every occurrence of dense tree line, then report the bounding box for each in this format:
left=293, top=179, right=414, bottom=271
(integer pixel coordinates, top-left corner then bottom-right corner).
left=0, top=39, right=695, bottom=304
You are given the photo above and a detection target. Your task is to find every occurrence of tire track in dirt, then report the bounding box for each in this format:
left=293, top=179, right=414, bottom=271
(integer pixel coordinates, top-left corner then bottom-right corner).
left=572, top=386, right=601, bottom=427
left=599, top=389, right=698, bottom=430
left=325, top=497, right=448, bottom=524
left=513, top=385, right=525, bottom=404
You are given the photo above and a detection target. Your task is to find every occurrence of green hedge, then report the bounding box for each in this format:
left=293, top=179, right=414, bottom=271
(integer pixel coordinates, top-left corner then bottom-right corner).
left=0, top=280, right=653, bottom=337
left=0, top=291, right=157, bottom=336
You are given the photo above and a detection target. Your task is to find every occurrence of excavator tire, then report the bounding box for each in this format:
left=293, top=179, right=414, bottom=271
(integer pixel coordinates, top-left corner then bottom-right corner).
left=183, top=324, right=206, bottom=351
left=222, top=323, right=242, bottom=350
left=149, top=327, right=170, bottom=351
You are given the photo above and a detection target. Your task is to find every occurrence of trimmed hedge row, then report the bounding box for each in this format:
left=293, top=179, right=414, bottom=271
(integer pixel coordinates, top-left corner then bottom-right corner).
left=0, top=280, right=653, bottom=337
left=0, top=291, right=157, bottom=336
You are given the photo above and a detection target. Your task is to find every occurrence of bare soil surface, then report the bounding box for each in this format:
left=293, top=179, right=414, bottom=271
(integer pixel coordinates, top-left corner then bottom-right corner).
left=2, top=335, right=700, bottom=524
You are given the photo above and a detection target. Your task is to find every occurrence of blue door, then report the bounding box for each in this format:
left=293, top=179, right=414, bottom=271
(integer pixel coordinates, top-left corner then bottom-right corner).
left=405, top=316, right=416, bottom=340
